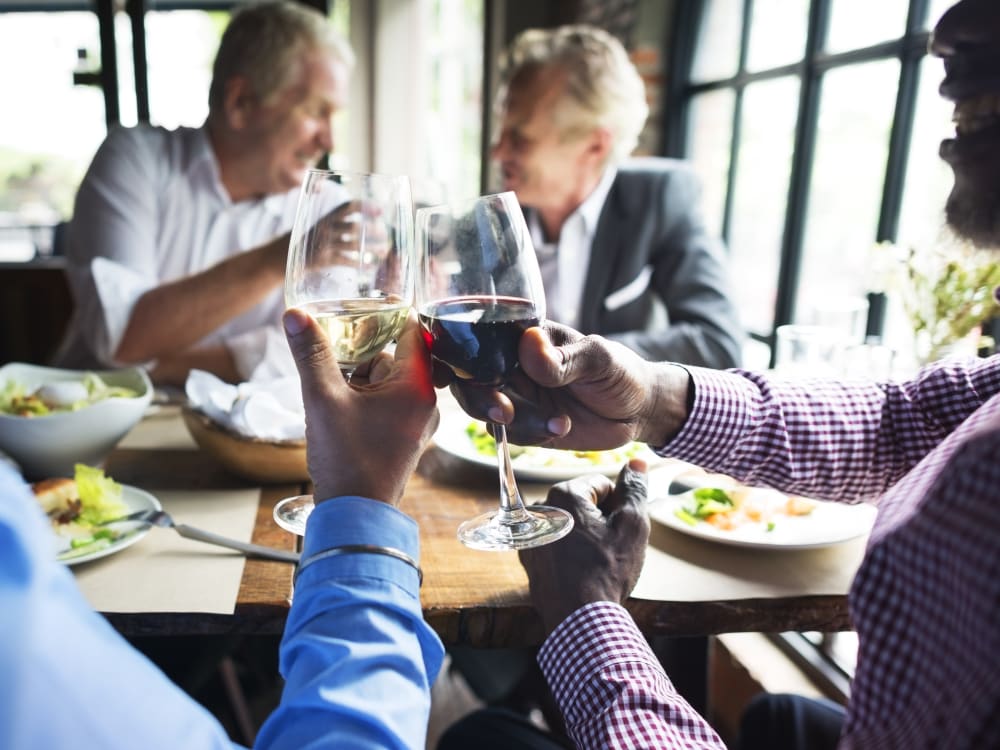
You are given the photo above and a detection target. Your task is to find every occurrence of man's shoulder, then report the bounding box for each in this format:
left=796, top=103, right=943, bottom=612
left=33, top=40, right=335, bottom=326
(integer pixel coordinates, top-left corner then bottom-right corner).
left=100, top=123, right=206, bottom=166
left=616, top=156, right=694, bottom=180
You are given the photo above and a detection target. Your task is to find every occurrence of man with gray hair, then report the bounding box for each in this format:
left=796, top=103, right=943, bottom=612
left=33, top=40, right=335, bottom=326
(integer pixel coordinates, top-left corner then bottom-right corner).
left=492, top=24, right=742, bottom=368
left=58, top=1, right=353, bottom=385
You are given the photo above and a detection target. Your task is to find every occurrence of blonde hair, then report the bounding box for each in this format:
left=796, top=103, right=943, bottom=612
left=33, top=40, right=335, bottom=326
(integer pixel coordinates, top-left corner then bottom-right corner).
left=208, top=0, right=354, bottom=111
left=498, top=24, right=648, bottom=164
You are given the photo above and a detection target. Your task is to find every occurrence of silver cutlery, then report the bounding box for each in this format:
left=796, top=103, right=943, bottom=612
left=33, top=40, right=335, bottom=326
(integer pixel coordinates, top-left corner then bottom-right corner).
left=106, top=509, right=300, bottom=563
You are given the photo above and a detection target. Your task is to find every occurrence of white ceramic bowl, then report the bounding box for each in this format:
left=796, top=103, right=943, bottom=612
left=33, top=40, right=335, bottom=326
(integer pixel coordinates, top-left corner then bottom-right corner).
left=0, top=362, right=153, bottom=479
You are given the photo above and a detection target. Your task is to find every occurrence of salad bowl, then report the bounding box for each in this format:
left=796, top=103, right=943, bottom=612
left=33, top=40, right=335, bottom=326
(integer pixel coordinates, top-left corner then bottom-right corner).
left=0, top=362, right=153, bottom=479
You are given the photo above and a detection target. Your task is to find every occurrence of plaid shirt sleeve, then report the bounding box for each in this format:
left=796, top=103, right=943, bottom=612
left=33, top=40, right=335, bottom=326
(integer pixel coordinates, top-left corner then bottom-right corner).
left=538, top=602, right=725, bottom=749
left=661, top=355, right=1000, bottom=502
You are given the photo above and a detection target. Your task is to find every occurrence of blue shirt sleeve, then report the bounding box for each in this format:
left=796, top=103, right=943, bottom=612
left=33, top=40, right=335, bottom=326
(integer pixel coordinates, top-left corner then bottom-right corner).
left=237, top=496, right=444, bottom=750
left=0, top=464, right=443, bottom=750
left=0, top=462, right=237, bottom=750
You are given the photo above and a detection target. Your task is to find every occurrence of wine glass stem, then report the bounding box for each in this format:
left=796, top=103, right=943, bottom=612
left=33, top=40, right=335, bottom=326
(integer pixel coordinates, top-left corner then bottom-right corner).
left=494, top=423, right=532, bottom=523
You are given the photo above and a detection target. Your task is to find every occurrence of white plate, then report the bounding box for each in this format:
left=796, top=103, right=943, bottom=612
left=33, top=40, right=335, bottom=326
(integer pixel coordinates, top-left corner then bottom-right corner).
left=648, top=488, right=877, bottom=550
left=55, top=485, right=162, bottom=566
left=432, top=410, right=658, bottom=482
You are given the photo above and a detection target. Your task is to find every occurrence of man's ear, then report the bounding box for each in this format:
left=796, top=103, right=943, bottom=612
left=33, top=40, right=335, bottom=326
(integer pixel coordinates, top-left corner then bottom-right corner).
left=584, top=127, right=614, bottom=168
left=222, top=76, right=256, bottom=131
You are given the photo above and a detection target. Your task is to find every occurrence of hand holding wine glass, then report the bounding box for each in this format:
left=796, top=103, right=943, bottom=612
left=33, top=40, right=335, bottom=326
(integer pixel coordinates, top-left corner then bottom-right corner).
left=415, top=192, right=574, bottom=550
left=275, top=168, right=414, bottom=535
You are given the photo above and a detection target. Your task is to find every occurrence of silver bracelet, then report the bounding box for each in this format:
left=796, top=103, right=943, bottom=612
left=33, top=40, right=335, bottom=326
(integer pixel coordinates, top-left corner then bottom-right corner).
left=295, top=544, right=423, bottom=586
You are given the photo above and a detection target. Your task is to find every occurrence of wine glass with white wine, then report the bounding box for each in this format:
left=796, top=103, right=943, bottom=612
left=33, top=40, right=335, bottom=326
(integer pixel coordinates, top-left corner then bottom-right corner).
left=274, top=168, right=414, bottom=535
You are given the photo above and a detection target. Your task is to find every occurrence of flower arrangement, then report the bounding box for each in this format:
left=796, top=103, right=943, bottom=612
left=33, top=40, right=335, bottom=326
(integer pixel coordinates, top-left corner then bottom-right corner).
left=877, top=238, right=1000, bottom=364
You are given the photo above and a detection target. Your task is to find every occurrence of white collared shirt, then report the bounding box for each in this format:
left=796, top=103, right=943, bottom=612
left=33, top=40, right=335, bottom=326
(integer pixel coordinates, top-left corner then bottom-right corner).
left=528, top=166, right=617, bottom=328
left=60, top=124, right=301, bottom=380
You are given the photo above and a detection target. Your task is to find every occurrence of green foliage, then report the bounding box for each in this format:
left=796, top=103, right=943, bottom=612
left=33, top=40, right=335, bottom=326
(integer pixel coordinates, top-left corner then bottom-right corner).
left=880, top=240, right=1000, bottom=362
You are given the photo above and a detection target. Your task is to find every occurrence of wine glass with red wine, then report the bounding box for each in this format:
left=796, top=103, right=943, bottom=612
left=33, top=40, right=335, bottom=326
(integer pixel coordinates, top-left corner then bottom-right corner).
left=415, top=192, right=574, bottom=550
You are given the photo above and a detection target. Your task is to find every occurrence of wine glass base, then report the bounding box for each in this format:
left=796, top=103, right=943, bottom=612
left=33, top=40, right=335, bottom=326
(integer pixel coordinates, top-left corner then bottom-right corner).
left=457, top=504, right=574, bottom=551
left=273, top=494, right=315, bottom=536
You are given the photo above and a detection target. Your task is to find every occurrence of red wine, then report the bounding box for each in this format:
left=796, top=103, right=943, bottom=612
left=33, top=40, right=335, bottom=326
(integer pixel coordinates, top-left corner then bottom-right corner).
left=419, top=296, right=540, bottom=385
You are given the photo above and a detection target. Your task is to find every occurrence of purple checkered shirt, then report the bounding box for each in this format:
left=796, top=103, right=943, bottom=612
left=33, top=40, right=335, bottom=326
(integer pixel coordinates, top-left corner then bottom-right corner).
left=540, top=355, right=1000, bottom=749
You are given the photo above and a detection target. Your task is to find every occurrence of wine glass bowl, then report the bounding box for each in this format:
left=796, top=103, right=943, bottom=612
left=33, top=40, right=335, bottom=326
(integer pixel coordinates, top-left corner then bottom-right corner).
left=275, top=169, right=414, bottom=536
left=284, top=168, right=414, bottom=378
left=415, top=191, right=574, bottom=550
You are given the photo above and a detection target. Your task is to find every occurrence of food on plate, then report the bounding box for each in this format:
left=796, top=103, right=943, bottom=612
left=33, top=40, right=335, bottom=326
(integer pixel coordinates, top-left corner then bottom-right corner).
left=465, top=420, right=647, bottom=470
left=674, top=486, right=816, bottom=532
left=0, top=372, right=140, bottom=417
left=33, top=464, right=130, bottom=559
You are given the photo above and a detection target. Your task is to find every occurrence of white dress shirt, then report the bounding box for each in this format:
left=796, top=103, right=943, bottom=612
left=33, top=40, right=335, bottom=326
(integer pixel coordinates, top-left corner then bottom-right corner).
left=528, top=166, right=617, bottom=328
left=59, top=124, right=300, bottom=381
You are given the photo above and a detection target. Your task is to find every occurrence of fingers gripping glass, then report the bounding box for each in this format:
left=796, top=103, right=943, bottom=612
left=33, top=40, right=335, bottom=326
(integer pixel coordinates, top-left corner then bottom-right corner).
left=415, top=192, right=573, bottom=550
left=275, top=169, right=415, bottom=536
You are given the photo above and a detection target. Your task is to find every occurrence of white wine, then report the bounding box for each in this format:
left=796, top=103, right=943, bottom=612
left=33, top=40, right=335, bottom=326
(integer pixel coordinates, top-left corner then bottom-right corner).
left=300, top=297, right=409, bottom=371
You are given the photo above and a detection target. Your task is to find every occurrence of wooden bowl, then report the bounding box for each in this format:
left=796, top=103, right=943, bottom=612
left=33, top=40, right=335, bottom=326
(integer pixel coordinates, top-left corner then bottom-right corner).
left=181, top=406, right=309, bottom=484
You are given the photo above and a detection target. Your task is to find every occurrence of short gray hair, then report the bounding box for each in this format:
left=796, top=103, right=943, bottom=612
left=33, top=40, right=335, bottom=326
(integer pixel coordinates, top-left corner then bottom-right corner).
left=208, top=0, right=354, bottom=111
left=498, top=24, right=649, bottom=165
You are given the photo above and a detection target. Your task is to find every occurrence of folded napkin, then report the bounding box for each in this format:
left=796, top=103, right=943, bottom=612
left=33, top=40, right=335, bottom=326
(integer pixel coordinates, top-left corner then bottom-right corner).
left=185, top=370, right=305, bottom=441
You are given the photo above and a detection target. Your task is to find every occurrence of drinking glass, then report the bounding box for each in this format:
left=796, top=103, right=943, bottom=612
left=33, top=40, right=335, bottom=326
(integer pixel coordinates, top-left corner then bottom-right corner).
left=415, top=192, right=574, bottom=550
left=274, top=168, right=414, bottom=535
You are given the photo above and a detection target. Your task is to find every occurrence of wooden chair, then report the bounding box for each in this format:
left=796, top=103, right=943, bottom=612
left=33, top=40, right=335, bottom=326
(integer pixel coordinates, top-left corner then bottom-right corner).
left=0, top=259, right=73, bottom=366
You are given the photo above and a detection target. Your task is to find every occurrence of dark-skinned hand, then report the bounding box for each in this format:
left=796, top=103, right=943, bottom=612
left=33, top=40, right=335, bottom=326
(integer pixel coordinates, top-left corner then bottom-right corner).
left=439, top=321, right=692, bottom=451
left=518, top=459, right=651, bottom=634
left=283, top=308, right=438, bottom=507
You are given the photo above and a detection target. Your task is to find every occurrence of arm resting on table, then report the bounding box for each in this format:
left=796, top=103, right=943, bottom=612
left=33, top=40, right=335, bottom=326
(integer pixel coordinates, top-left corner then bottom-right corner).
left=255, top=496, right=444, bottom=750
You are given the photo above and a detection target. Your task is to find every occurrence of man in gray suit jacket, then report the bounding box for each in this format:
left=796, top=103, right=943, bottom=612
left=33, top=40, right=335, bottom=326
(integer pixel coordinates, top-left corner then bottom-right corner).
left=491, top=24, right=742, bottom=368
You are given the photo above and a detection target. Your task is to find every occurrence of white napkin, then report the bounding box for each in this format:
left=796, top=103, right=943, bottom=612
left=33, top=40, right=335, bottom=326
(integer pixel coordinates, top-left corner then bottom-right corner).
left=185, top=370, right=305, bottom=441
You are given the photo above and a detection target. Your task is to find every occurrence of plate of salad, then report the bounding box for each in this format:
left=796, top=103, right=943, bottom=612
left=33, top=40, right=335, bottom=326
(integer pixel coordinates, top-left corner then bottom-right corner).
left=33, top=464, right=162, bottom=566
left=648, top=485, right=877, bottom=549
left=432, top=410, right=657, bottom=482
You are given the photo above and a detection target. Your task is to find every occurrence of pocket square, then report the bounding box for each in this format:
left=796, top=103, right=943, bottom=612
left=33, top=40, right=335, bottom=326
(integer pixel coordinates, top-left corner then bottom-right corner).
left=604, top=265, right=653, bottom=311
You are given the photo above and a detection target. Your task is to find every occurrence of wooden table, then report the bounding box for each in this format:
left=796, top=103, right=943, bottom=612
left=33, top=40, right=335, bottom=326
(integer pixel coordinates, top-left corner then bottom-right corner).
left=91, top=407, right=866, bottom=647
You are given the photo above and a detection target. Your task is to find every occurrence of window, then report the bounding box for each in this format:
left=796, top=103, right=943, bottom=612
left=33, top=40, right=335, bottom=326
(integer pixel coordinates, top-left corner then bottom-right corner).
left=666, top=0, right=953, bottom=689
left=667, top=0, right=952, bottom=361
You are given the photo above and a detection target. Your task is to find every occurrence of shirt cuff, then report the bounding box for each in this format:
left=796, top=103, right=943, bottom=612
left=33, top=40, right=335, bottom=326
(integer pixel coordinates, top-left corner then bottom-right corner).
left=297, top=497, right=421, bottom=594
left=537, top=601, right=661, bottom=711
left=657, top=366, right=759, bottom=467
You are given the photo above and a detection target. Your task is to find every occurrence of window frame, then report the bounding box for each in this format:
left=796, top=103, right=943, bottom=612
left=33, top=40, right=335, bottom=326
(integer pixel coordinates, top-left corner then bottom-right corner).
left=662, top=0, right=936, bottom=361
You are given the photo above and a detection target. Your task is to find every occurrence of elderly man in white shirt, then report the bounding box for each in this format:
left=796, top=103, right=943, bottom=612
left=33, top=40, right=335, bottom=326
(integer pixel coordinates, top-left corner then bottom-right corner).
left=57, top=1, right=352, bottom=385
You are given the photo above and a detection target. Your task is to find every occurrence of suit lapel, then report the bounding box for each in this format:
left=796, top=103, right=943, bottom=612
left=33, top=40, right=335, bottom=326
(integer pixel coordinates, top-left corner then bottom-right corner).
left=580, top=173, right=629, bottom=331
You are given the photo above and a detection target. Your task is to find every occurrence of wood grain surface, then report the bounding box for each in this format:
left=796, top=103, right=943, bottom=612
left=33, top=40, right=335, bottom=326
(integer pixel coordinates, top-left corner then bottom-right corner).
left=98, top=412, right=860, bottom=645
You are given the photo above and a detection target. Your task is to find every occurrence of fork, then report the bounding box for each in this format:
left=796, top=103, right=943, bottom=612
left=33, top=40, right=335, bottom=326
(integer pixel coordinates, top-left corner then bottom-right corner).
left=107, top=509, right=300, bottom=563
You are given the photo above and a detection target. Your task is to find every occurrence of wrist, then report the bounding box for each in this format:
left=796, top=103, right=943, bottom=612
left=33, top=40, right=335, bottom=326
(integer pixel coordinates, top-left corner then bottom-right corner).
left=639, top=363, right=692, bottom=448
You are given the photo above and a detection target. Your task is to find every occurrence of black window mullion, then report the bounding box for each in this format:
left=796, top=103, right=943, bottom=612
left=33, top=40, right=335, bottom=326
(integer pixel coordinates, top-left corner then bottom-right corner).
left=719, top=0, right=753, bottom=245
left=127, top=0, right=150, bottom=124
left=876, top=0, right=931, bottom=244
left=96, top=0, right=120, bottom=127
left=661, top=0, right=701, bottom=158
left=770, top=0, right=831, bottom=359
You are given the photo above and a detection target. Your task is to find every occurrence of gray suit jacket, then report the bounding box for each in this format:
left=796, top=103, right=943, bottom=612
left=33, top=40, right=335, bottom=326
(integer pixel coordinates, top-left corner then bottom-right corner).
left=529, top=157, right=743, bottom=368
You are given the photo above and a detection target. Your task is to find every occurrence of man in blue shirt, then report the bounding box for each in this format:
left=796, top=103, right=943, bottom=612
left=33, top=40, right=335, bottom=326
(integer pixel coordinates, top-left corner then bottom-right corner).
left=0, top=308, right=443, bottom=749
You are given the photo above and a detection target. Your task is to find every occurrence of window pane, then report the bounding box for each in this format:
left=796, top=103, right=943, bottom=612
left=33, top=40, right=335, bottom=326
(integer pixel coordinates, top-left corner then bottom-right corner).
left=826, top=0, right=909, bottom=53
left=926, top=0, right=953, bottom=29
left=746, top=0, right=809, bottom=72
left=145, top=10, right=227, bottom=129
left=420, top=0, right=483, bottom=204
left=797, top=61, right=901, bottom=324
left=690, top=0, right=744, bottom=83
left=686, top=89, right=736, bottom=237
left=0, top=12, right=106, bottom=259
left=728, top=77, right=801, bottom=334
left=897, top=56, right=953, bottom=248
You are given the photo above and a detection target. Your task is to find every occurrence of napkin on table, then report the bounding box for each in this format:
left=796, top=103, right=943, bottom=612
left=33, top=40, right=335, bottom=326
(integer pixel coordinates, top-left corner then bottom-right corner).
left=184, top=370, right=305, bottom=441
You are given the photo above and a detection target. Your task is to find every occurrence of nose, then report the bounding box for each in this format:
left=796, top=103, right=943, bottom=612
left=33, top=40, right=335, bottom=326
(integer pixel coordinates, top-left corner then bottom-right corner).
left=318, top=116, right=334, bottom=153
